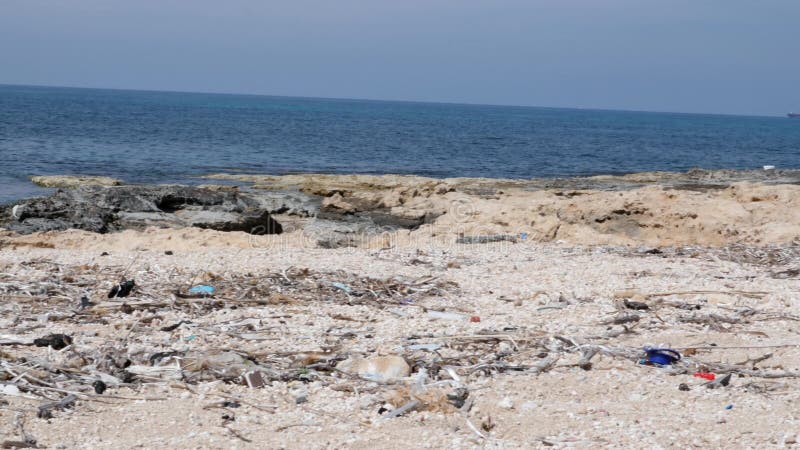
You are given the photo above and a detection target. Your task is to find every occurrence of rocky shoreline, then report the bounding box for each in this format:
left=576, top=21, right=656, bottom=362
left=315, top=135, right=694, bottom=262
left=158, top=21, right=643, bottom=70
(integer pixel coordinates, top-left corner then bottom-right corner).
left=1, top=170, right=800, bottom=448
left=3, top=168, right=800, bottom=247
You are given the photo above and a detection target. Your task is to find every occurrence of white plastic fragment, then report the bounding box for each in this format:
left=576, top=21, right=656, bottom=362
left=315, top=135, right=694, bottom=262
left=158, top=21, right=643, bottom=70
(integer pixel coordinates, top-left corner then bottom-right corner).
left=427, top=311, right=465, bottom=321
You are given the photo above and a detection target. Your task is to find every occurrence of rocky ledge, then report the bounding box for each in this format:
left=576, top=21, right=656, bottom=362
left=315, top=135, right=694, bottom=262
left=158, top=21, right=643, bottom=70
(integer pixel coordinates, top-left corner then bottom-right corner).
left=0, top=183, right=443, bottom=246
left=1, top=185, right=289, bottom=235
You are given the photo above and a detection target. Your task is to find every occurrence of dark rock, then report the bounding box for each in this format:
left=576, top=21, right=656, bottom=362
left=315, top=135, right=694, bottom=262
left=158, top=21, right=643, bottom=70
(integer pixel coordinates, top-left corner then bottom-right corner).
left=1, top=185, right=285, bottom=235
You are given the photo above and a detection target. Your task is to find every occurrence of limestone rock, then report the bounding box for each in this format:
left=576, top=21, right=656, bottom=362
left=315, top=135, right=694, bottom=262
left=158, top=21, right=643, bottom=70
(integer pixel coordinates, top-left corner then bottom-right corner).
left=30, top=175, right=123, bottom=188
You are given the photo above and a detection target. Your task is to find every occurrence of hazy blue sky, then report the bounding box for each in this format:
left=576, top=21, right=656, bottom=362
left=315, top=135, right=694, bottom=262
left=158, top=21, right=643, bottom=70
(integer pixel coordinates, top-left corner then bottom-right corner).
left=1, top=0, right=798, bottom=115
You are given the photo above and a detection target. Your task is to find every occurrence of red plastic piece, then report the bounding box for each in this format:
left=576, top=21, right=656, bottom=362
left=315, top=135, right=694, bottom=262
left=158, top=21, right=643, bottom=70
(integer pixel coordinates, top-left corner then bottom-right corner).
left=693, top=372, right=715, bottom=381
left=469, top=316, right=481, bottom=323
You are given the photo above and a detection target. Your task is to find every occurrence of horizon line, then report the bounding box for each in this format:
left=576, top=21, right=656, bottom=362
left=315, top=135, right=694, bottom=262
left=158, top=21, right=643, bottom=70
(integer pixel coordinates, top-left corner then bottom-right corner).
left=0, top=81, right=784, bottom=119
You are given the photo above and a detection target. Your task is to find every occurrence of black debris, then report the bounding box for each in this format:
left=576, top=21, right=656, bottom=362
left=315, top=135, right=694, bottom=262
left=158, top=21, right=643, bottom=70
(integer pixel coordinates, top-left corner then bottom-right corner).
left=150, top=351, right=183, bottom=365
left=92, top=380, right=107, bottom=394
left=706, top=373, right=733, bottom=389
left=33, top=334, right=72, bottom=350
left=108, top=280, right=135, bottom=298
left=623, top=299, right=650, bottom=310
left=446, top=388, right=469, bottom=408
left=79, top=296, right=93, bottom=310
left=160, top=320, right=189, bottom=332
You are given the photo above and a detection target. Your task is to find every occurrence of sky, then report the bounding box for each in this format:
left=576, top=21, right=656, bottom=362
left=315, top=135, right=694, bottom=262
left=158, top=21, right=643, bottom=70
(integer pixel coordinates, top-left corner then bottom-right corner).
left=0, top=0, right=798, bottom=116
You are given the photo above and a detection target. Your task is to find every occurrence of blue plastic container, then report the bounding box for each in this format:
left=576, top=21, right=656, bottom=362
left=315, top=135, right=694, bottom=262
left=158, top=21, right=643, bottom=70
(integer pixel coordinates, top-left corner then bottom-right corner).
left=644, top=347, right=681, bottom=365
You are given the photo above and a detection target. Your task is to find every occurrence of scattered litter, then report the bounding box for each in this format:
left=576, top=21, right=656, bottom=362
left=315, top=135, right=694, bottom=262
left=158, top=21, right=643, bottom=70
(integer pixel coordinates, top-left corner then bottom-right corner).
left=623, top=299, right=650, bottom=310
left=243, top=370, right=266, bottom=389
left=188, top=285, right=215, bottom=296
left=0, top=384, right=22, bottom=397
left=0, top=252, right=792, bottom=443
left=331, top=282, right=352, bottom=294
left=725, top=404, right=734, bottom=410
left=427, top=311, right=466, bottom=321
left=705, top=373, right=732, bottom=389
left=10, top=204, right=24, bottom=221
left=519, top=232, right=528, bottom=240
left=33, top=334, right=72, bottom=350
left=643, top=347, right=681, bottom=366
left=160, top=320, right=189, bottom=332
left=694, top=372, right=716, bottom=381
left=108, top=279, right=135, bottom=298
left=763, top=165, right=775, bottom=171
left=92, top=380, right=107, bottom=394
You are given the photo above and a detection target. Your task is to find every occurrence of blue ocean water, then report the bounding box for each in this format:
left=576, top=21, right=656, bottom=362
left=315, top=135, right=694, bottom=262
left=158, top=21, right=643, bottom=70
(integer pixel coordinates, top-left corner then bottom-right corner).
left=1, top=84, right=799, bottom=203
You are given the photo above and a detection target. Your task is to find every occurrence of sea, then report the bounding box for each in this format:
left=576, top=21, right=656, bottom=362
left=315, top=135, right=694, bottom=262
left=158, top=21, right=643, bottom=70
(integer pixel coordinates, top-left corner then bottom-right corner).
left=1, top=84, right=799, bottom=203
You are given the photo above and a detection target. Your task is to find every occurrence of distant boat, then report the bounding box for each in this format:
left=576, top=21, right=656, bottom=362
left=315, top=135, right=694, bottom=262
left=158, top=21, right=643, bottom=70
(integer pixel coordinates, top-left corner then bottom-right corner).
left=789, top=112, right=800, bottom=118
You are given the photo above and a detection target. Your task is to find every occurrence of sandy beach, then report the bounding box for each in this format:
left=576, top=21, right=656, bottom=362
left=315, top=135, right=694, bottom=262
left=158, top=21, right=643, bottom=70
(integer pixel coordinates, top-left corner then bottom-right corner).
left=1, top=173, right=799, bottom=448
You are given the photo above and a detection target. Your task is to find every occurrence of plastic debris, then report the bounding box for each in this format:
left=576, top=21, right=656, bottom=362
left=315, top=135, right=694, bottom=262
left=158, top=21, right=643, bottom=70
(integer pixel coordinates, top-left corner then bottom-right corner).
left=643, top=347, right=681, bottom=366
left=694, top=372, right=715, bottom=381
left=400, top=297, right=414, bottom=305
left=188, top=285, right=215, bottom=295
left=725, top=404, right=734, bottom=410
left=33, top=334, right=72, bottom=350
left=470, top=315, right=481, bottom=323
left=108, top=279, right=135, bottom=298
left=0, top=384, right=22, bottom=397
left=705, top=373, right=732, bottom=389
left=331, top=282, right=352, bottom=293
left=678, top=383, right=690, bottom=391
left=427, top=311, right=466, bottom=321
left=243, top=370, right=266, bottom=388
